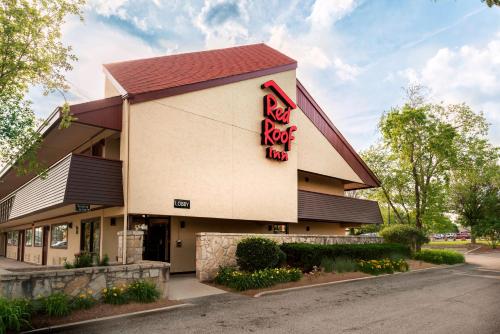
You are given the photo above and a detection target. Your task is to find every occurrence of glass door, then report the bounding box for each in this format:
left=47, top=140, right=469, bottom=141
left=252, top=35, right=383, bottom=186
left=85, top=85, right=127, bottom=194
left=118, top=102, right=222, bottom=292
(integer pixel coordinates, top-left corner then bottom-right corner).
left=80, top=218, right=100, bottom=256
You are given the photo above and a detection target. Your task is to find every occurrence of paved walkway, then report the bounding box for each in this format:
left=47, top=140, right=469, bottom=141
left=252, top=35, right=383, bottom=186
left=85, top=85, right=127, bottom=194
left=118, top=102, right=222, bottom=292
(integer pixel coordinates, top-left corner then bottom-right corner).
left=0, top=256, right=35, bottom=275
left=168, top=273, right=226, bottom=300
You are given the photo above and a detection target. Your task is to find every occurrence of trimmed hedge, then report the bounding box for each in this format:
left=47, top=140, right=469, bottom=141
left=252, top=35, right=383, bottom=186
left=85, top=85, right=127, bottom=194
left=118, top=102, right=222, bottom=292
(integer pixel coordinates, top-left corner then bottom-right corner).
left=380, top=224, right=429, bottom=252
left=236, top=237, right=284, bottom=271
left=413, top=249, right=465, bottom=265
left=280, top=243, right=410, bottom=271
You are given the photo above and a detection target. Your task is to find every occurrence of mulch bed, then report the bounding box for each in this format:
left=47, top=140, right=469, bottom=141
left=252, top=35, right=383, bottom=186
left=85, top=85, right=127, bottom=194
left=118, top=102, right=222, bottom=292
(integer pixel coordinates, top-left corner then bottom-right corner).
left=30, top=299, right=181, bottom=329
left=206, top=260, right=442, bottom=297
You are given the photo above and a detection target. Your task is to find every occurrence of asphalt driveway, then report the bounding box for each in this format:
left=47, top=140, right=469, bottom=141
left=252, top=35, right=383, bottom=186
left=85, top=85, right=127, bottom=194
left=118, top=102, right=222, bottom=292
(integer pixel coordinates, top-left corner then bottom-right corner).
left=50, top=253, right=500, bottom=334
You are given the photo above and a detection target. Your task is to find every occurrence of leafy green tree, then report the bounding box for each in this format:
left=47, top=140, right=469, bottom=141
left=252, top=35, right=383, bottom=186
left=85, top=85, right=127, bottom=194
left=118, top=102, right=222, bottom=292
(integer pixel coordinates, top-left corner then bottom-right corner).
left=358, top=86, right=490, bottom=249
left=0, top=0, right=84, bottom=174
left=482, top=0, right=500, bottom=7
left=452, top=143, right=499, bottom=244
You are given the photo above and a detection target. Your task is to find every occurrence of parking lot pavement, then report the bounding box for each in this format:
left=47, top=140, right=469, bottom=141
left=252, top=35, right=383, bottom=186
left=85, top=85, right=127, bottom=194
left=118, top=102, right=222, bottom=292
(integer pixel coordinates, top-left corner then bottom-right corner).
left=56, top=253, right=500, bottom=334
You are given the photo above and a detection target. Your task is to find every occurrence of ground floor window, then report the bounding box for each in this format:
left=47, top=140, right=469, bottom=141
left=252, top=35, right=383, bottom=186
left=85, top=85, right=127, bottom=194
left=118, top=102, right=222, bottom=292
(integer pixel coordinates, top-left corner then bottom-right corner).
left=25, top=228, right=33, bottom=247
left=273, top=224, right=288, bottom=234
left=7, top=231, right=18, bottom=246
left=34, top=227, right=43, bottom=247
left=51, top=223, right=68, bottom=249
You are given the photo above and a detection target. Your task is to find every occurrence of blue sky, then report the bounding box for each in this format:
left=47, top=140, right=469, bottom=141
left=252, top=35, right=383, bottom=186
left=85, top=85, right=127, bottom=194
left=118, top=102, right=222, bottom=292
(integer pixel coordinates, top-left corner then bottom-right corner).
left=30, top=0, right=500, bottom=151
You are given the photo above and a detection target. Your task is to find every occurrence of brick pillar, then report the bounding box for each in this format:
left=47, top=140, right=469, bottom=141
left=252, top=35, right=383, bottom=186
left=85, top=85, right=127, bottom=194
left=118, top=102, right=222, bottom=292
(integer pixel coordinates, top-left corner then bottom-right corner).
left=117, top=230, right=144, bottom=264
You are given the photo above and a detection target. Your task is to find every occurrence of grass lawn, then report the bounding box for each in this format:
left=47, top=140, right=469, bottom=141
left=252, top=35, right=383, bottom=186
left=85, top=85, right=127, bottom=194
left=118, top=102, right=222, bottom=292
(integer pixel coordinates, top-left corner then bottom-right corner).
left=428, top=240, right=489, bottom=247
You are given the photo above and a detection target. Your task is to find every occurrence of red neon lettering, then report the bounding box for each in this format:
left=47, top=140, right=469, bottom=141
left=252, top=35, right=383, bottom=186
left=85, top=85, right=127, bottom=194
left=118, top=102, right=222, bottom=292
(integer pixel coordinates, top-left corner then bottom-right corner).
left=261, top=81, right=297, bottom=162
left=285, top=125, right=297, bottom=151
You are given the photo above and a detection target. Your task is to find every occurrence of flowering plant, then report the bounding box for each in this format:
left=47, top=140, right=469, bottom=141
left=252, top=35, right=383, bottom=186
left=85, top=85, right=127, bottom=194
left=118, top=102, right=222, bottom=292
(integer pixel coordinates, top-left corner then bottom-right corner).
left=215, top=267, right=302, bottom=291
left=357, top=258, right=409, bottom=275
left=102, top=284, right=129, bottom=304
left=71, top=290, right=96, bottom=310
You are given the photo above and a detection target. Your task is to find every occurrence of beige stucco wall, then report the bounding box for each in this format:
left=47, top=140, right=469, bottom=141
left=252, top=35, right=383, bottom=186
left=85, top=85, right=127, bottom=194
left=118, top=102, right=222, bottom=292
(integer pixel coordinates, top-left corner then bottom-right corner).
left=298, top=171, right=345, bottom=196
left=104, top=78, right=121, bottom=98
left=101, top=217, right=123, bottom=262
left=288, top=221, right=347, bottom=235
left=23, top=240, right=43, bottom=265
left=295, top=110, right=362, bottom=184
left=128, top=70, right=299, bottom=223
left=6, top=244, right=17, bottom=260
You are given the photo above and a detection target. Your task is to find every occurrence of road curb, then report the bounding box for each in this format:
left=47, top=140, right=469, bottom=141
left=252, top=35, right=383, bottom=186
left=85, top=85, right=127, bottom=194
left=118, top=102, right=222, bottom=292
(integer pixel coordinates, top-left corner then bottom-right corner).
left=22, top=303, right=193, bottom=334
left=465, top=246, right=482, bottom=254
left=253, top=263, right=466, bottom=298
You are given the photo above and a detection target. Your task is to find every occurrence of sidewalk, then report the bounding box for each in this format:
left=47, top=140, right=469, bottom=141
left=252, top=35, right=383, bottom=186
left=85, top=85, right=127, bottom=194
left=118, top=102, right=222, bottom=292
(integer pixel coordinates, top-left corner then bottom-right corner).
left=168, top=274, right=226, bottom=300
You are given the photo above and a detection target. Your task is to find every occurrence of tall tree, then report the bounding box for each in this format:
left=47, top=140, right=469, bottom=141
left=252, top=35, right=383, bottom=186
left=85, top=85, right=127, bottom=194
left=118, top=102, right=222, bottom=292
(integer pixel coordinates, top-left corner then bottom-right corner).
left=451, top=140, right=499, bottom=244
left=0, top=0, right=84, bottom=174
left=358, top=86, right=490, bottom=249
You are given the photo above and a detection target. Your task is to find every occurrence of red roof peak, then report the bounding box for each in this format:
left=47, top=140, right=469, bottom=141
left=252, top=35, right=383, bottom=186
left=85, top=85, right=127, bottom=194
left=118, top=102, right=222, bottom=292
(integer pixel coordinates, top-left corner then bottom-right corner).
left=104, top=43, right=297, bottom=103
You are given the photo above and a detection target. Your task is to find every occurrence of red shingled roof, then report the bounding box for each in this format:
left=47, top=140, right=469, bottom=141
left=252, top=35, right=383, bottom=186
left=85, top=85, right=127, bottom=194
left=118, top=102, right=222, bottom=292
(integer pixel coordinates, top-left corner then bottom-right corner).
left=104, top=43, right=297, bottom=103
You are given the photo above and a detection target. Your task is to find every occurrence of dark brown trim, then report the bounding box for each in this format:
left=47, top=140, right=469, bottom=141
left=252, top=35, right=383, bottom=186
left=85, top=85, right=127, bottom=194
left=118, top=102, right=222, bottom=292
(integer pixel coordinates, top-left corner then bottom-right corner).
left=298, top=190, right=383, bottom=225
left=34, top=205, right=115, bottom=224
left=296, top=80, right=380, bottom=188
left=128, top=62, right=297, bottom=104
left=69, top=96, right=123, bottom=131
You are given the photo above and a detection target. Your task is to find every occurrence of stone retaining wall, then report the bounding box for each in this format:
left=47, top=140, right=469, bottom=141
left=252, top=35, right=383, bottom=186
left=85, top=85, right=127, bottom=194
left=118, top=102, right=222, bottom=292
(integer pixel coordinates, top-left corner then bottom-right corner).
left=196, top=233, right=383, bottom=281
left=0, top=261, right=169, bottom=299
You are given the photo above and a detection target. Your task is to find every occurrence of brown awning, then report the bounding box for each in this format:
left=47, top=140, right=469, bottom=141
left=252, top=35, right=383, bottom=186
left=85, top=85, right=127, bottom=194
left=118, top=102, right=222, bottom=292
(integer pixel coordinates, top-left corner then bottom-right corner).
left=0, top=96, right=122, bottom=199
left=298, top=190, right=383, bottom=225
left=0, top=153, right=123, bottom=223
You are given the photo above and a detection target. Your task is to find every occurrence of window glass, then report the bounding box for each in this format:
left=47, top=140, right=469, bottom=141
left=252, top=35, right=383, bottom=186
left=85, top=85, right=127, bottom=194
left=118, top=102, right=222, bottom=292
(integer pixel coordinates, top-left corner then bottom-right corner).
left=34, top=227, right=43, bottom=247
left=7, top=231, right=18, bottom=246
left=273, top=224, right=288, bottom=234
left=25, top=229, right=33, bottom=247
left=51, top=224, right=68, bottom=249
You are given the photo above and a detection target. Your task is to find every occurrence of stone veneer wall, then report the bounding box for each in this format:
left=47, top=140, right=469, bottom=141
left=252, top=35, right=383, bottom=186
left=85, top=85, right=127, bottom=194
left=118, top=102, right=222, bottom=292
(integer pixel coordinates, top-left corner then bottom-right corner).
left=196, top=233, right=383, bottom=281
left=117, top=230, right=144, bottom=264
left=0, top=261, right=169, bottom=300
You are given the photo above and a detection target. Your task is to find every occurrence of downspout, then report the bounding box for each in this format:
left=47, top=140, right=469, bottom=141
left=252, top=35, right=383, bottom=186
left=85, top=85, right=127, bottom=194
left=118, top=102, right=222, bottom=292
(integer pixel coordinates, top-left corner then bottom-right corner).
left=122, top=98, right=131, bottom=264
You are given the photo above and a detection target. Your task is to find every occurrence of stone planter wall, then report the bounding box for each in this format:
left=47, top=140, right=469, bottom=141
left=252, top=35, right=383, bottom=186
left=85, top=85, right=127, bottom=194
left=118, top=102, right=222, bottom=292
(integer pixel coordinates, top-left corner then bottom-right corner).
left=196, top=233, right=383, bottom=281
left=117, top=230, right=144, bottom=264
left=0, top=261, right=169, bottom=300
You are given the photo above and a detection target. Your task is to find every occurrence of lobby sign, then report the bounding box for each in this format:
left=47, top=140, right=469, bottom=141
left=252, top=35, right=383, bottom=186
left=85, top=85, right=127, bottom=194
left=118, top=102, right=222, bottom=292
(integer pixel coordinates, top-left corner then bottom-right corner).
left=260, top=80, right=297, bottom=162
left=174, top=199, right=190, bottom=209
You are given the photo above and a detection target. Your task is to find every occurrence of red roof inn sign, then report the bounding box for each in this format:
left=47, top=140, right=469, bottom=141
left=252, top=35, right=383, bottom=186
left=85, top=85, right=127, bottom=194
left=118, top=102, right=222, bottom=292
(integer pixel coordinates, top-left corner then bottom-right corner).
left=260, top=80, right=297, bottom=162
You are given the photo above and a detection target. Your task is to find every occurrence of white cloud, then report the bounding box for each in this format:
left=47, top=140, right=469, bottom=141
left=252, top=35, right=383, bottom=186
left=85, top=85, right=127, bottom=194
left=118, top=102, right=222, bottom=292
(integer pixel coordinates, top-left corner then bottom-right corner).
left=400, top=34, right=500, bottom=144
left=308, top=0, right=357, bottom=30
left=195, top=0, right=250, bottom=48
left=87, top=0, right=129, bottom=18
left=30, top=16, right=162, bottom=119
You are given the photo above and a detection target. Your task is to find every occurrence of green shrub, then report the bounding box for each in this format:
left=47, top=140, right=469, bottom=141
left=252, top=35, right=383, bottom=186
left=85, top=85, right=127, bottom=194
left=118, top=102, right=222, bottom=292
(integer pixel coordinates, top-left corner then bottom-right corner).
left=99, top=254, right=110, bottom=266
left=0, top=298, right=32, bottom=334
left=236, top=237, right=282, bottom=272
left=380, top=224, right=429, bottom=252
left=73, top=252, right=94, bottom=268
left=320, top=257, right=334, bottom=272
left=280, top=243, right=410, bottom=271
left=358, top=258, right=409, bottom=275
left=214, top=267, right=302, bottom=291
left=71, top=291, right=97, bottom=310
left=41, top=293, right=71, bottom=317
left=127, top=280, right=160, bottom=303
left=102, top=285, right=129, bottom=305
left=333, top=256, right=358, bottom=273
left=413, top=249, right=465, bottom=264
